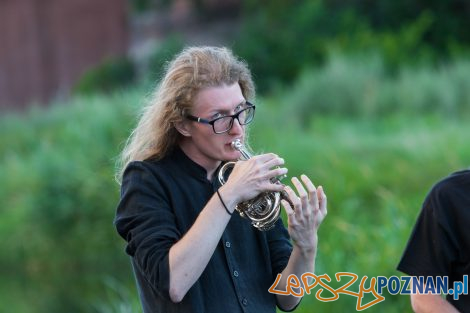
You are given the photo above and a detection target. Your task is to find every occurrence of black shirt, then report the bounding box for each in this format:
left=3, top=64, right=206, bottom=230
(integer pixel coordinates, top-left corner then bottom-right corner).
left=115, top=147, right=293, bottom=313
left=397, top=170, right=470, bottom=312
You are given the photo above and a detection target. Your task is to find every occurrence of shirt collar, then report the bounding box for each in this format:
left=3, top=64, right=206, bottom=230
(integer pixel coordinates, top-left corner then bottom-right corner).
left=169, top=146, right=212, bottom=181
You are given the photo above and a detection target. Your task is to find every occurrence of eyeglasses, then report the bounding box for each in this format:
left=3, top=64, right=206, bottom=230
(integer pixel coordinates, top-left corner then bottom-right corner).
left=186, top=102, right=256, bottom=134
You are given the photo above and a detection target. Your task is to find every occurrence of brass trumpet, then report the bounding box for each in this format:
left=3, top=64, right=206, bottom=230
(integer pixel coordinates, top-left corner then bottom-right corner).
left=218, top=139, right=290, bottom=231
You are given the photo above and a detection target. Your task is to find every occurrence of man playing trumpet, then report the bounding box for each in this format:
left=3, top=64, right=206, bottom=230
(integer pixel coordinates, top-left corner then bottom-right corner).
left=115, top=46, right=327, bottom=313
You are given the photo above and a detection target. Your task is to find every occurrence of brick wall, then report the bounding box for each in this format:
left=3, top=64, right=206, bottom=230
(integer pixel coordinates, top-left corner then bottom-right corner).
left=0, top=0, right=128, bottom=111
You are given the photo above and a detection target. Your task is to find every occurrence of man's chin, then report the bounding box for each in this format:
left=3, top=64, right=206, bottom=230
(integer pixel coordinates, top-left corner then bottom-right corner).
left=222, top=151, right=241, bottom=161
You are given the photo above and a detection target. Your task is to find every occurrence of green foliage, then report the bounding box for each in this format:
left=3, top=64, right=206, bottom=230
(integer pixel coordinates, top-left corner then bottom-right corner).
left=93, top=277, right=141, bottom=313
left=330, top=11, right=436, bottom=71
left=130, top=0, right=153, bottom=13
left=1, top=55, right=470, bottom=312
left=73, top=57, right=135, bottom=96
left=235, top=0, right=470, bottom=93
left=129, top=0, right=171, bottom=13
left=278, top=52, right=470, bottom=128
left=336, top=0, right=470, bottom=55
left=235, top=1, right=330, bottom=92
left=0, top=88, right=143, bottom=312
left=147, top=35, right=185, bottom=82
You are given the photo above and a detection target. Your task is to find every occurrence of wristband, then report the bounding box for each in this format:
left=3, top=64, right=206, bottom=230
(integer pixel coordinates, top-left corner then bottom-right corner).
left=216, top=189, right=232, bottom=216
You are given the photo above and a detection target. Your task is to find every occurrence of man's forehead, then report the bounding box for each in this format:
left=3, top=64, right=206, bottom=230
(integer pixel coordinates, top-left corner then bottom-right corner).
left=193, top=84, right=245, bottom=112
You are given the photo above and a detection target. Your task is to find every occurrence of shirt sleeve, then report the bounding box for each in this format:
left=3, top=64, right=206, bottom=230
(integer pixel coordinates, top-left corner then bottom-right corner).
left=266, top=218, right=301, bottom=312
left=114, top=161, right=181, bottom=301
left=266, top=218, right=293, bottom=277
left=397, top=181, right=460, bottom=277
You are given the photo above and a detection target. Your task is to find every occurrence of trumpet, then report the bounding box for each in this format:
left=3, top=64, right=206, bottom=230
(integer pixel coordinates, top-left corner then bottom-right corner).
left=218, top=139, right=291, bottom=231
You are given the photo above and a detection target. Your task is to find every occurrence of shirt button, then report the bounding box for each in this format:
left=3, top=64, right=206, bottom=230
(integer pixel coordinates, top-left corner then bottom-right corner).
left=225, top=241, right=231, bottom=248
left=233, top=270, right=239, bottom=277
left=242, top=298, right=248, bottom=306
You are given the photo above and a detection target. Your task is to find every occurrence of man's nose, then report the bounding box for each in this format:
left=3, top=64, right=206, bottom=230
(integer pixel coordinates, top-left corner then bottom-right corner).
left=228, top=117, right=243, bottom=135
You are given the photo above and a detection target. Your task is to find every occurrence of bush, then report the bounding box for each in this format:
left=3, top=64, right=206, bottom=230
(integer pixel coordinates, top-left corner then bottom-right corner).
left=146, top=35, right=185, bottom=82
left=0, top=88, right=143, bottom=312
left=235, top=0, right=470, bottom=94
left=73, top=57, right=135, bottom=95
left=278, top=53, right=470, bottom=127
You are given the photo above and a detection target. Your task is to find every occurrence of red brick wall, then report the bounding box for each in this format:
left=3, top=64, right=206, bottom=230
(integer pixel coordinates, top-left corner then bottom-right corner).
left=0, top=0, right=128, bottom=111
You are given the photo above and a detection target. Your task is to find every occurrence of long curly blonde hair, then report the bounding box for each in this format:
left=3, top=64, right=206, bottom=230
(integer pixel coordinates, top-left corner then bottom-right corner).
left=116, top=46, right=255, bottom=182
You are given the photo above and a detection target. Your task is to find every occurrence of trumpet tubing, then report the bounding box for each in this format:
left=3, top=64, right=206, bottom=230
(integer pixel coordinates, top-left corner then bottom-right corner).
left=218, top=139, right=288, bottom=231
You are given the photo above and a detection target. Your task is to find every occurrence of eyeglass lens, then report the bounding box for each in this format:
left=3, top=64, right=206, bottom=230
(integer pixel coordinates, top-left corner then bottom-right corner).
left=213, top=107, right=254, bottom=133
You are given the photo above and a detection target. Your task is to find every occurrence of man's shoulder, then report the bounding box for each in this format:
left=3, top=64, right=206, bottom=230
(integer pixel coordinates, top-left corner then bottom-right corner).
left=430, top=169, right=470, bottom=197
left=124, top=156, right=176, bottom=183
left=423, top=169, right=470, bottom=218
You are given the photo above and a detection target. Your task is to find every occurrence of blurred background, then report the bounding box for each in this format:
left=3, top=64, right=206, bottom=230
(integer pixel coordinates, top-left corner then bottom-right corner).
left=1, top=0, right=469, bottom=312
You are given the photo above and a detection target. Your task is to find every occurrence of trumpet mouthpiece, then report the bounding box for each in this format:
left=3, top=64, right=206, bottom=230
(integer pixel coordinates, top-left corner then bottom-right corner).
left=231, top=139, right=243, bottom=150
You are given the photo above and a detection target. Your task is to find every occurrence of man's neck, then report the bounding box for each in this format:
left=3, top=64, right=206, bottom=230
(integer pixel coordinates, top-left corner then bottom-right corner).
left=178, top=141, right=221, bottom=181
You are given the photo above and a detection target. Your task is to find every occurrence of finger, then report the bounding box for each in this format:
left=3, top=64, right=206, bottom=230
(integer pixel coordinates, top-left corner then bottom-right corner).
left=284, top=184, right=302, bottom=218
left=281, top=199, right=295, bottom=219
left=291, top=177, right=308, bottom=218
left=300, top=174, right=318, bottom=211
left=263, top=167, right=288, bottom=181
left=317, top=186, right=327, bottom=216
left=251, top=153, right=278, bottom=163
left=261, top=181, right=286, bottom=192
left=263, top=156, right=285, bottom=169
left=281, top=199, right=298, bottom=229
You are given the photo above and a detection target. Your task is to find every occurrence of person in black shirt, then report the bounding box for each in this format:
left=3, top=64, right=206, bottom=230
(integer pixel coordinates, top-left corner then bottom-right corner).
left=397, top=170, right=470, bottom=313
left=114, top=46, right=327, bottom=313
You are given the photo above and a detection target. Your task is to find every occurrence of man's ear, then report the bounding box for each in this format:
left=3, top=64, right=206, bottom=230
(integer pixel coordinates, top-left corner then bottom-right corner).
left=174, top=121, right=191, bottom=137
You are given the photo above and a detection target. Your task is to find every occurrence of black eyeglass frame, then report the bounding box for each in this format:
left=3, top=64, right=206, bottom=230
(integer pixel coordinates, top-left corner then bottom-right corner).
left=185, top=102, right=256, bottom=134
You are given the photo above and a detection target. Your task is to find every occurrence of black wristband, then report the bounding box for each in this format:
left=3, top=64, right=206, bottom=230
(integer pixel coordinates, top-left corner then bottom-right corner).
left=216, top=189, right=232, bottom=216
